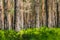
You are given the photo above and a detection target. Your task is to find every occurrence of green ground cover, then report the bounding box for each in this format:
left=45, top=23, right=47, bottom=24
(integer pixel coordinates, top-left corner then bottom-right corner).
left=0, top=27, right=60, bottom=40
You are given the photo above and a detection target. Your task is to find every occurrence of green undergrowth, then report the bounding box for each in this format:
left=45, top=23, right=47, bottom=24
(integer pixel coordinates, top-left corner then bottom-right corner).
left=0, top=27, right=60, bottom=40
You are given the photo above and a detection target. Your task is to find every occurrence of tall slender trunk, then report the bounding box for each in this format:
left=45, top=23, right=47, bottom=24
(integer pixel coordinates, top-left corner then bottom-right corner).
left=7, top=0, right=14, bottom=30
left=57, top=0, right=60, bottom=27
left=52, top=0, right=57, bottom=27
left=48, top=0, right=57, bottom=27
left=0, top=0, right=2, bottom=29
left=35, top=0, right=40, bottom=28
left=23, top=0, right=34, bottom=28
left=42, top=0, right=46, bottom=26
left=7, top=0, right=11, bottom=30
left=4, top=0, right=8, bottom=29
left=1, top=0, right=4, bottom=29
left=15, top=0, right=24, bottom=31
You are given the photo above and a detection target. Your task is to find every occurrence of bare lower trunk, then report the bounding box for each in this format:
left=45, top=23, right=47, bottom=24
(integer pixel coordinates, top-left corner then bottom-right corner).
left=7, top=0, right=11, bottom=30
left=4, top=0, right=9, bottom=30
left=42, top=0, right=46, bottom=26
left=35, top=0, right=40, bottom=28
left=7, top=0, right=14, bottom=30
left=1, top=0, right=4, bottom=29
left=15, top=0, right=24, bottom=31
left=23, top=0, right=33, bottom=28
left=48, top=0, right=57, bottom=27
left=58, top=0, right=60, bottom=27
left=0, top=0, right=2, bottom=29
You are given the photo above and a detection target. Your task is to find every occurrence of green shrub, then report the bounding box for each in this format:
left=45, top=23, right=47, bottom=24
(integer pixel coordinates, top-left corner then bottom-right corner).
left=0, top=30, right=5, bottom=40
left=18, top=27, right=60, bottom=40
left=4, top=30, right=17, bottom=40
left=0, top=27, right=60, bottom=40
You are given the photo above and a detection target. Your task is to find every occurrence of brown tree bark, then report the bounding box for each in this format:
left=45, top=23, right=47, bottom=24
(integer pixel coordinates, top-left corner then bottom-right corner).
left=1, top=0, right=4, bottom=29
left=57, top=0, right=60, bottom=27
left=15, top=0, right=24, bottom=31
left=4, top=0, right=9, bottom=30
left=35, top=0, right=40, bottom=28
left=42, top=0, right=46, bottom=26
left=0, top=0, right=2, bottom=29
left=48, top=0, right=57, bottom=27
left=7, top=0, right=14, bottom=30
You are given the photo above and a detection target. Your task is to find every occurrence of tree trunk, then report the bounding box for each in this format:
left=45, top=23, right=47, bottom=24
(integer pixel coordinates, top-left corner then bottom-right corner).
left=15, top=0, right=24, bottom=31
left=23, top=0, right=34, bottom=28
left=7, top=0, right=14, bottom=30
left=4, top=0, right=9, bottom=30
left=41, top=0, right=46, bottom=26
left=35, top=0, right=40, bottom=28
left=48, top=0, right=57, bottom=27
left=1, top=0, right=4, bottom=29
left=0, top=0, right=2, bottom=29
left=57, top=0, right=60, bottom=27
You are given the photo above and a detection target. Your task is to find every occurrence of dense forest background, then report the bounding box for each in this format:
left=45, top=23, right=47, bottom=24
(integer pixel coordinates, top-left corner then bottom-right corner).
left=0, top=0, right=60, bottom=31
